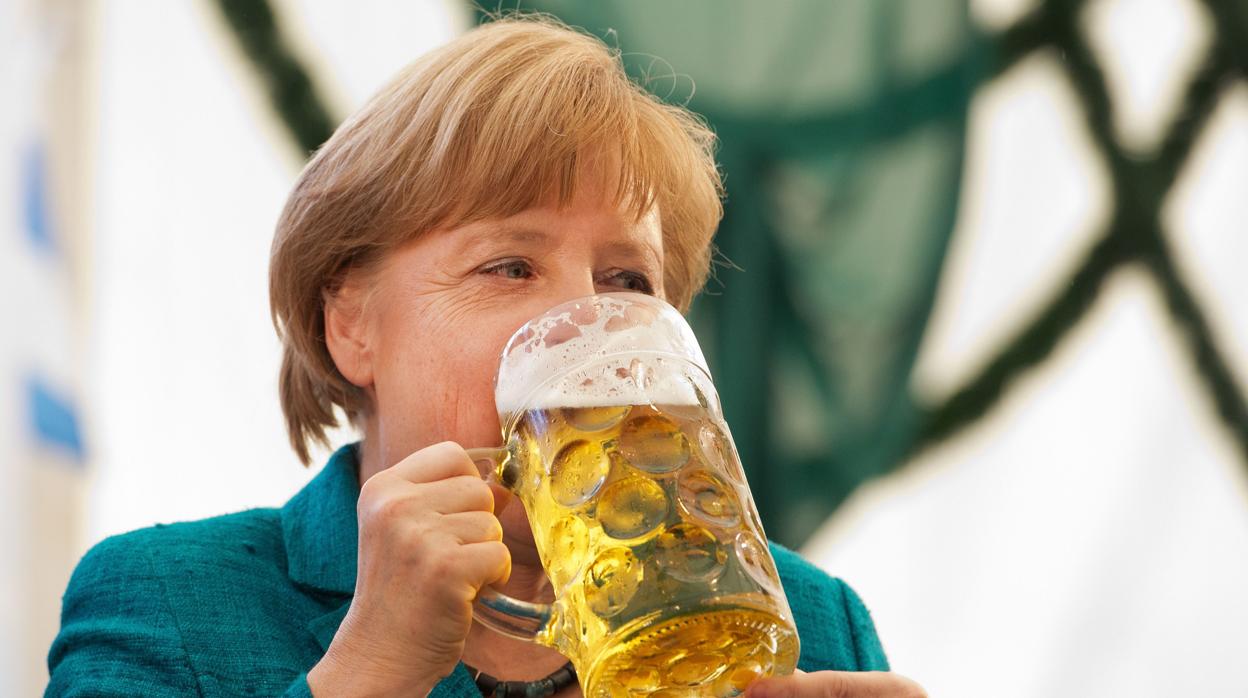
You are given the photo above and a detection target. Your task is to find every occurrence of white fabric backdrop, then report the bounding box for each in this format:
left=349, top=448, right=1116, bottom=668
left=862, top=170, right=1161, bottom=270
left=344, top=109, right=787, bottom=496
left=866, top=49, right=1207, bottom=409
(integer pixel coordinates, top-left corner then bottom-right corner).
left=6, top=0, right=1244, bottom=695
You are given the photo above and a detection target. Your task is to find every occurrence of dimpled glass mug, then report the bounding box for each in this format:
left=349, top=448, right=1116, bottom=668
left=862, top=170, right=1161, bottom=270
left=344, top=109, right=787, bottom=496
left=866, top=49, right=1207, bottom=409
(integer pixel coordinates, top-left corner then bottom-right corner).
left=468, top=293, right=798, bottom=697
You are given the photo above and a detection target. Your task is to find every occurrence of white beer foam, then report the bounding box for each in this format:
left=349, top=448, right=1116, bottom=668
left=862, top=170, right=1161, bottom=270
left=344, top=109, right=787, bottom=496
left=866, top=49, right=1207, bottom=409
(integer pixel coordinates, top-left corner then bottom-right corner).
left=518, top=356, right=704, bottom=412
left=495, top=294, right=709, bottom=415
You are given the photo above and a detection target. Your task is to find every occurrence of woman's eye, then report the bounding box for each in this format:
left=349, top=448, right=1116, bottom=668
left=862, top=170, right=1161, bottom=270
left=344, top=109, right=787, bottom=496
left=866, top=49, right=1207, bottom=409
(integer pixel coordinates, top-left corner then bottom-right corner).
left=484, top=259, right=534, bottom=280
left=603, top=270, right=655, bottom=294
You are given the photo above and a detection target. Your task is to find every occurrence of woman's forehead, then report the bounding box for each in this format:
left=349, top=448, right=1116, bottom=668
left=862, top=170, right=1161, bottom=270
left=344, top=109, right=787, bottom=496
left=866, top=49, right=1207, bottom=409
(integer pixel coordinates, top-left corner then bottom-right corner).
left=446, top=199, right=662, bottom=253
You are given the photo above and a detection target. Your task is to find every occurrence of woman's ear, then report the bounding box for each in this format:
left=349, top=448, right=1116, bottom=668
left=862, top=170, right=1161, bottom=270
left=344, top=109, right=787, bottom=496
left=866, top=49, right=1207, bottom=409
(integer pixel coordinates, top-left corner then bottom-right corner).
left=323, top=276, right=375, bottom=389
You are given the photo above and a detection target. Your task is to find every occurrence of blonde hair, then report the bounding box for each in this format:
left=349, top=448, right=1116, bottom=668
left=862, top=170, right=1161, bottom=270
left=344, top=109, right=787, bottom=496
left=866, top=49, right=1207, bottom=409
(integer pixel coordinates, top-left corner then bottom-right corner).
left=270, top=16, right=724, bottom=464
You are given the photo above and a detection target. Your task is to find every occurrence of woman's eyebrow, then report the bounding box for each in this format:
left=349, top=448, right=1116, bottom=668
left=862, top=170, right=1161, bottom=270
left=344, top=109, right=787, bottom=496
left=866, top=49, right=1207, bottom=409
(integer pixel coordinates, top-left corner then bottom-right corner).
left=456, top=225, right=553, bottom=255
left=493, top=227, right=551, bottom=244
left=601, top=239, right=661, bottom=268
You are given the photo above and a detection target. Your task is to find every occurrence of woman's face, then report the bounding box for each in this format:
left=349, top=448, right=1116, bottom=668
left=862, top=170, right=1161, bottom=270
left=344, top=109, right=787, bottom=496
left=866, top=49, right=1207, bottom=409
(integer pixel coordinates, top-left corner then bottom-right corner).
left=336, top=186, right=666, bottom=474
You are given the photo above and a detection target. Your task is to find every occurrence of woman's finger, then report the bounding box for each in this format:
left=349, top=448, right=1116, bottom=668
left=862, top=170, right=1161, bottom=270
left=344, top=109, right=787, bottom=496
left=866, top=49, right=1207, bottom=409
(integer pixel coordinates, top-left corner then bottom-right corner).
left=439, top=510, right=504, bottom=545
left=388, top=441, right=480, bottom=484
left=458, top=540, right=512, bottom=588
left=744, top=671, right=926, bottom=698
left=420, top=475, right=497, bottom=514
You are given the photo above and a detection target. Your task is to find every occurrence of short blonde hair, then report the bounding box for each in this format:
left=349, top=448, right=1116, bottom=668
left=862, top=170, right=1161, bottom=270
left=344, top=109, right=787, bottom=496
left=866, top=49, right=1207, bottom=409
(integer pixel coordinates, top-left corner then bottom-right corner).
left=270, top=16, right=724, bottom=464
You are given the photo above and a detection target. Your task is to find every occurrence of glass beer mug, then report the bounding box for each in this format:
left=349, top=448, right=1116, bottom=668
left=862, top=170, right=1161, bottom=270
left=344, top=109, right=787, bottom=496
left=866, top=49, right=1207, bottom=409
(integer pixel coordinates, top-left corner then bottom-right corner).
left=468, top=293, right=798, bottom=697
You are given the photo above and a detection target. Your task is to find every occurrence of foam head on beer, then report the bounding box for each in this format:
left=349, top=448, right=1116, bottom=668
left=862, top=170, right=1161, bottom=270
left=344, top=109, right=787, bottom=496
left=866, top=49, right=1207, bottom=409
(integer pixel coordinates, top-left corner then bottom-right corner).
left=494, top=293, right=713, bottom=422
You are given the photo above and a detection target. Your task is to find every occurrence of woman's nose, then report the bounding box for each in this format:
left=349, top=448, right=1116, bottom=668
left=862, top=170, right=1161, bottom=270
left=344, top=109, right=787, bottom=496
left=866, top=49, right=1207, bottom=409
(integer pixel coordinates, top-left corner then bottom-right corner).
left=551, top=269, right=600, bottom=305
left=511, top=271, right=600, bottom=323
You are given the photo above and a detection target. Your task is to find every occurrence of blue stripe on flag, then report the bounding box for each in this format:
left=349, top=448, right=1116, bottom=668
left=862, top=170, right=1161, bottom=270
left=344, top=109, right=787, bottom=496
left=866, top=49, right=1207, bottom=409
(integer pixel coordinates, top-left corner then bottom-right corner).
left=25, top=374, right=85, bottom=463
left=22, top=141, right=56, bottom=253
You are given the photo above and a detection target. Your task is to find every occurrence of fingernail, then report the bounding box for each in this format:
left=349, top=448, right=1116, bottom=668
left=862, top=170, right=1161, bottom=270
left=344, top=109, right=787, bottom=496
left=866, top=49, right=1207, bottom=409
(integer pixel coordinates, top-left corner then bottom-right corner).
left=744, top=682, right=772, bottom=698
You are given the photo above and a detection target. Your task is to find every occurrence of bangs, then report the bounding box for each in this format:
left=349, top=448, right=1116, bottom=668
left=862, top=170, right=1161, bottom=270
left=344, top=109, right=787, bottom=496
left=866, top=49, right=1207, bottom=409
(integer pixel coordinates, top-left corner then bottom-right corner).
left=399, top=22, right=713, bottom=235
left=439, top=111, right=657, bottom=227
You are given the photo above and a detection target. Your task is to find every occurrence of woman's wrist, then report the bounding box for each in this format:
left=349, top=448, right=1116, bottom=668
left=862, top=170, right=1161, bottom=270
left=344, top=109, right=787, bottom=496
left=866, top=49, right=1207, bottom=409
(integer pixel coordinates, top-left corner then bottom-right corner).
left=307, top=635, right=440, bottom=698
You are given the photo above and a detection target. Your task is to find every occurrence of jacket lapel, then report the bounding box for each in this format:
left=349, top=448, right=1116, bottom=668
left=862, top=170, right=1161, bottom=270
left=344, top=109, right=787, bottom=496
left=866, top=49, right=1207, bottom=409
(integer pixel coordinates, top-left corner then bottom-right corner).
left=281, top=444, right=361, bottom=596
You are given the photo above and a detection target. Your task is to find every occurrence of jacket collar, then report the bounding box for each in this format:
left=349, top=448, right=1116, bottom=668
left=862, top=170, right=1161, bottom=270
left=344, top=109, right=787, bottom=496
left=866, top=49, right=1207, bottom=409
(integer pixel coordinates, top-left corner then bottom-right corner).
left=280, top=443, right=360, bottom=596
left=281, top=443, right=489, bottom=697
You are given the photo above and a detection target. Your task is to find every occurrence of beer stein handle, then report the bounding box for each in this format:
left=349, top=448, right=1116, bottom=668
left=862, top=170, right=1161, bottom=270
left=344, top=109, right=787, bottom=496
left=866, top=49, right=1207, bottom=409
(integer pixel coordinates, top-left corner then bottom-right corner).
left=465, top=447, right=553, bottom=641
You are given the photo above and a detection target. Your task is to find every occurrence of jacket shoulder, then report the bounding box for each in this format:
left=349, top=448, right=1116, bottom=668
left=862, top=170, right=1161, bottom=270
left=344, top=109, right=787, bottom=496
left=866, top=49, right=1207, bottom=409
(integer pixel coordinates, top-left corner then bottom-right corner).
left=64, top=507, right=285, bottom=610
left=47, top=509, right=310, bottom=697
left=770, top=543, right=890, bottom=672
left=101, top=507, right=284, bottom=562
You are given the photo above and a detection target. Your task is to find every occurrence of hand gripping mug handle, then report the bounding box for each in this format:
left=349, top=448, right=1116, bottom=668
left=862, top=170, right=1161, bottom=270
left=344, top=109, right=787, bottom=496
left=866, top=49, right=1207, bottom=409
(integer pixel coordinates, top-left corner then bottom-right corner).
left=464, top=447, right=553, bottom=641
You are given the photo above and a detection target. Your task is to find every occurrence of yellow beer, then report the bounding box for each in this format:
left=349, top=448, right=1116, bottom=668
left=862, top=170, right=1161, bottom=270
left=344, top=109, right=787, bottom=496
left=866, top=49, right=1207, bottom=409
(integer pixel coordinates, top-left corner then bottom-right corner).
left=473, top=293, right=800, bottom=696
left=500, top=402, right=799, bottom=697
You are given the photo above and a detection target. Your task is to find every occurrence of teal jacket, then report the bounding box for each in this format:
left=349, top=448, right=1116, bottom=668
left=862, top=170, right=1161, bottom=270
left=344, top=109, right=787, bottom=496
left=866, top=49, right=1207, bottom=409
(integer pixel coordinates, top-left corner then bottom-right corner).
left=47, top=445, right=888, bottom=696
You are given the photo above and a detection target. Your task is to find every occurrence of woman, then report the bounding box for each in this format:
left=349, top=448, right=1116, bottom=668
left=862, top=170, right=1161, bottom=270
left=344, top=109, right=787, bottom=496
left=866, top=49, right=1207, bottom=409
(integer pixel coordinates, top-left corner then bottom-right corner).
left=47, top=16, right=924, bottom=698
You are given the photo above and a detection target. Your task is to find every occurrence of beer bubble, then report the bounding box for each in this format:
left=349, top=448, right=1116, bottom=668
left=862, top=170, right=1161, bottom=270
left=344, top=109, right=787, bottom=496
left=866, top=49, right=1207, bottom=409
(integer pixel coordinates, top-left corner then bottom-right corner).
left=656, top=522, right=727, bottom=583
left=584, top=547, right=642, bottom=617
left=561, top=405, right=630, bottom=432
left=734, top=532, right=781, bottom=590
left=677, top=470, right=741, bottom=528
left=597, top=476, right=669, bottom=540
left=545, top=515, right=589, bottom=588
left=618, top=414, right=691, bottom=474
left=549, top=440, right=610, bottom=507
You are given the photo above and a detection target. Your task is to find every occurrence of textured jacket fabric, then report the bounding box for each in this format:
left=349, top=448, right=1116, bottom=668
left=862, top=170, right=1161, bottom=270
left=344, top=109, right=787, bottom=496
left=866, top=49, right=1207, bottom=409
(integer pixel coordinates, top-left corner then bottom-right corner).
left=46, top=444, right=888, bottom=697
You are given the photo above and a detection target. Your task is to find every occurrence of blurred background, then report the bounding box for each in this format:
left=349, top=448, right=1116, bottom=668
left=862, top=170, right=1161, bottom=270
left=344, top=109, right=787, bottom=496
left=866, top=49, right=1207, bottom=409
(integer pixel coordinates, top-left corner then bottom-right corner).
left=3, top=0, right=1246, bottom=695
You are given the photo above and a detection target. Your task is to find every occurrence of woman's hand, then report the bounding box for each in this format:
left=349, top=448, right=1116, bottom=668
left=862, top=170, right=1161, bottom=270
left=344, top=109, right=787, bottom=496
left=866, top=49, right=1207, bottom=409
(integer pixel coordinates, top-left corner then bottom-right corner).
left=745, top=670, right=927, bottom=698
left=307, top=442, right=511, bottom=697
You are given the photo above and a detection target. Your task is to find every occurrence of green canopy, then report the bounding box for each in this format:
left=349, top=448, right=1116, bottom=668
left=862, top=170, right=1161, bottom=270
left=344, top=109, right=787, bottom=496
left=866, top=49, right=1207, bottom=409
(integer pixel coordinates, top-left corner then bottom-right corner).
left=484, top=0, right=981, bottom=545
